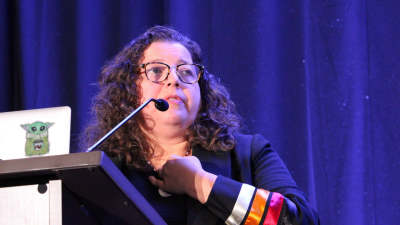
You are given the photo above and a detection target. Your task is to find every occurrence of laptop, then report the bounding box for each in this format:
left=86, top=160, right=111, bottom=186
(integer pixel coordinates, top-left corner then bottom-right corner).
left=0, top=106, right=71, bottom=160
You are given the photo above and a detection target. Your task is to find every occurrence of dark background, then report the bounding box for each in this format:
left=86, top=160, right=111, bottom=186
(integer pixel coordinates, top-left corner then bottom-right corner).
left=1, top=1, right=399, bottom=224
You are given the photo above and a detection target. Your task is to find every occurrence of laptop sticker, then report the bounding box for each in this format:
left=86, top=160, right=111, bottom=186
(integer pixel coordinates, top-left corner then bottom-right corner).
left=20, top=121, right=54, bottom=156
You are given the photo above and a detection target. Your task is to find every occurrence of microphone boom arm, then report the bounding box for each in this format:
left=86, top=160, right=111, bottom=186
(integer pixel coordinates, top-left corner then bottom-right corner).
left=86, top=98, right=163, bottom=152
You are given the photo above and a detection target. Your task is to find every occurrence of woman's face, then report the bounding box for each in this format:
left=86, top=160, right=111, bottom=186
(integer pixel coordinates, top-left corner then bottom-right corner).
left=138, top=41, right=201, bottom=133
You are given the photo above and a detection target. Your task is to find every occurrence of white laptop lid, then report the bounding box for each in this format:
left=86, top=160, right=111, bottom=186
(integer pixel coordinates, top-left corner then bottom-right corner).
left=0, top=106, right=71, bottom=160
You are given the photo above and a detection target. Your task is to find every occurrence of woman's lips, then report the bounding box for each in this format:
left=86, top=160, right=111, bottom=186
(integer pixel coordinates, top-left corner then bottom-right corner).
left=165, top=96, right=183, bottom=104
left=166, top=97, right=182, bottom=104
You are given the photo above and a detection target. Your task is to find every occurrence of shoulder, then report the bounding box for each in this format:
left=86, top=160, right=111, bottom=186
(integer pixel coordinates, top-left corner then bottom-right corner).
left=230, top=134, right=274, bottom=184
left=233, top=134, right=271, bottom=147
left=233, top=134, right=271, bottom=159
left=231, top=134, right=296, bottom=187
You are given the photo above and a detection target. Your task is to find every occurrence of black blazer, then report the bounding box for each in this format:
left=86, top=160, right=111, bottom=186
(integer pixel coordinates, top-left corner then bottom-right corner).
left=121, top=134, right=319, bottom=225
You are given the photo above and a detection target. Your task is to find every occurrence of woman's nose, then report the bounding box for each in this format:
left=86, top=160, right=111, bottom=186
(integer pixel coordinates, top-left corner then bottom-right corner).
left=167, top=67, right=181, bottom=87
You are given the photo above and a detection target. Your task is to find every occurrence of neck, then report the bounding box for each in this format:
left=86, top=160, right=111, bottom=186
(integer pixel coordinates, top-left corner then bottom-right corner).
left=142, top=127, right=190, bottom=170
left=148, top=141, right=190, bottom=170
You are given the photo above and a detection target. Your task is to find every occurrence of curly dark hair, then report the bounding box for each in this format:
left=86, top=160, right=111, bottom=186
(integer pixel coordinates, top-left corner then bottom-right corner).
left=80, top=26, right=243, bottom=169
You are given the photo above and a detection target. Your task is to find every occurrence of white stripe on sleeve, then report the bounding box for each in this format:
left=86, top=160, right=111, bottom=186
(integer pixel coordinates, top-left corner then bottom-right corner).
left=225, top=184, right=256, bottom=225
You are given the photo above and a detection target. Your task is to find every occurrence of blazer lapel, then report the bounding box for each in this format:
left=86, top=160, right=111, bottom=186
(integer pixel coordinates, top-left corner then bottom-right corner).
left=193, top=145, right=232, bottom=178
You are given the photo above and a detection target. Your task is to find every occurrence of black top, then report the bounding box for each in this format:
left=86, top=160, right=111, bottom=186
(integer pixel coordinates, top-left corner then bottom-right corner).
left=123, top=168, right=187, bottom=224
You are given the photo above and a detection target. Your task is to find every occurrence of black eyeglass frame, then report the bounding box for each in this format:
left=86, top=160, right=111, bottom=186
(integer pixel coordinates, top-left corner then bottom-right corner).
left=139, top=62, right=205, bottom=84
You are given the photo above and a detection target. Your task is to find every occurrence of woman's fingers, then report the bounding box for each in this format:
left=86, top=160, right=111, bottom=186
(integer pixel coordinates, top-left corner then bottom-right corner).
left=149, top=176, right=164, bottom=189
left=149, top=156, right=212, bottom=200
left=156, top=166, right=163, bottom=178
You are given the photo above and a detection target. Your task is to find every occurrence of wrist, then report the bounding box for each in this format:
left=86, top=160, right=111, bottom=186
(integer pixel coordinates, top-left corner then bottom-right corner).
left=194, top=171, right=217, bottom=204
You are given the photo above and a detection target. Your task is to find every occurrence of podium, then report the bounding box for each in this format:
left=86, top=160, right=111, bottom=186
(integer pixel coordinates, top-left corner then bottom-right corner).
left=0, top=151, right=167, bottom=225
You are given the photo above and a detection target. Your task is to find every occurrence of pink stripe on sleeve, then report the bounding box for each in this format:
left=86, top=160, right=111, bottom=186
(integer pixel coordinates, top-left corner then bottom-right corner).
left=263, top=192, right=284, bottom=225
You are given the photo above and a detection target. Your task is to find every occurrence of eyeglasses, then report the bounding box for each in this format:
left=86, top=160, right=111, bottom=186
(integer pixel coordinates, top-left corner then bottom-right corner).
left=139, top=62, right=204, bottom=84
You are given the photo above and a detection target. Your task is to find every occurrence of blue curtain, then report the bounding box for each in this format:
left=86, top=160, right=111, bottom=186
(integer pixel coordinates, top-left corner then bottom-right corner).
left=1, top=1, right=399, bottom=224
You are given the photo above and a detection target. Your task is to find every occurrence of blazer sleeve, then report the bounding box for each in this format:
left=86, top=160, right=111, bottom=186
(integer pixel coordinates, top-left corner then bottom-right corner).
left=204, top=134, right=320, bottom=225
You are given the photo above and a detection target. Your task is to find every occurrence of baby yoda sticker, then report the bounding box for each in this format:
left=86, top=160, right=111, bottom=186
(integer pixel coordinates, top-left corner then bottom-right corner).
left=20, top=121, right=54, bottom=156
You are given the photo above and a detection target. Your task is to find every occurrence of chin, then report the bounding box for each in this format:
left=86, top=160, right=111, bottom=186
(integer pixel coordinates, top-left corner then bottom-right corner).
left=164, top=114, right=186, bottom=125
left=162, top=111, right=194, bottom=126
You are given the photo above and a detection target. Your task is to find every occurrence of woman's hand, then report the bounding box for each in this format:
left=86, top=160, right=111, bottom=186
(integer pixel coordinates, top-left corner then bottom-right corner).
left=149, top=155, right=217, bottom=203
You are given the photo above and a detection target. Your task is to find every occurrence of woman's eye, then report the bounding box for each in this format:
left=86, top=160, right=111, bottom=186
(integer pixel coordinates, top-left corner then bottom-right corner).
left=148, top=67, right=163, bottom=74
left=179, top=69, right=194, bottom=77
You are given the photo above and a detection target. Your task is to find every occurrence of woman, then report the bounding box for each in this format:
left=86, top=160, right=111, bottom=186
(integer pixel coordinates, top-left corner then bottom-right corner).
left=81, top=26, right=319, bottom=224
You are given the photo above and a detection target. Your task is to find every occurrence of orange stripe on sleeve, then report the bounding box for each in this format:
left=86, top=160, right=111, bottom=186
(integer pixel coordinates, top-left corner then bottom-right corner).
left=263, top=192, right=284, bottom=225
left=244, top=189, right=270, bottom=225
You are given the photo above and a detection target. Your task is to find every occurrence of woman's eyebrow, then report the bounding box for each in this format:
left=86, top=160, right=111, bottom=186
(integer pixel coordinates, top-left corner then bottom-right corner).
left=143, top=59, right=192, bottom=65
left=145, top=59, right=164, bottom=63
left=178, top=59, right=192, bottom=64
